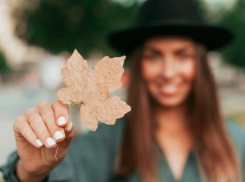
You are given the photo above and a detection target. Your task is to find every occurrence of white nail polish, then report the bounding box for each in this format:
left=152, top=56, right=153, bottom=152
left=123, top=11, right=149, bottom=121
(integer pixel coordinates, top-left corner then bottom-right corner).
left=36, top=139, right=43, bottom=146
left=66, top=122, right=73, bottom=132
left=46, top=137, right=56, bottom=146
left=54, top=131, right=64, bottom=140
left=58, top=116, right=66, bottom=125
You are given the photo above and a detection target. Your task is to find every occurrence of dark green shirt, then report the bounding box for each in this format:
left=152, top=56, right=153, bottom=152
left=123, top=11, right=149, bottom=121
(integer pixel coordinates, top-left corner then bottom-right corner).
left=1, top=117, right=245, bottom=182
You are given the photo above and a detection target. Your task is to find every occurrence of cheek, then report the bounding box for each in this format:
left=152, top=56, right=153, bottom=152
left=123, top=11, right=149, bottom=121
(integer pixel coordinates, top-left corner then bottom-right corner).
left=173, top=61, right=195, bottom=105
left=141, top=61, right=161, bottom=80
left=180, top=61, right=195, bottom=82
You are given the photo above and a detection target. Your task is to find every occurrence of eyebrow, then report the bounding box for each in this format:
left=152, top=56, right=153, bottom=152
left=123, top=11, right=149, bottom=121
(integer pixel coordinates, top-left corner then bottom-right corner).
left=143, top=46, right=195, bottom=55
left=143, top=47, right=162, bottom=54
left=175, top=46, right=195, bottom=54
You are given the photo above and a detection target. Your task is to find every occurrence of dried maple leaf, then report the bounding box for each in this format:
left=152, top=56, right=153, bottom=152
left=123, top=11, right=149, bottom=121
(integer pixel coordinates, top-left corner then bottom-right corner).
left=57, top=49, right=131, bottom=131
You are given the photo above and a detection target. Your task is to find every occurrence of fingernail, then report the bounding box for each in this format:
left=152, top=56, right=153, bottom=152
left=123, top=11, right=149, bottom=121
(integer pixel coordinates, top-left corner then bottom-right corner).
left=36, top=139, right=43, bottom=146
left=66, top=122, right=73, bottom=133
left=58, top=116, right=66, bottom=126
left=54, top=131, right=64, bottom=140
left=46, top=137, right=56, bottom=146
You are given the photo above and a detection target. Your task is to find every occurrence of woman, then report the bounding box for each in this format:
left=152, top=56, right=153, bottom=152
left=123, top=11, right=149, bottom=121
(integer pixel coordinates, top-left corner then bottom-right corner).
left=1, top=0, right=245, bottom=182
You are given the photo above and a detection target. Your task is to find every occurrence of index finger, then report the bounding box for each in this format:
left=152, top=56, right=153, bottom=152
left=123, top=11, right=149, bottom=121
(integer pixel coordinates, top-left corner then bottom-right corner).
left=52, top=100, right=69, bottom=127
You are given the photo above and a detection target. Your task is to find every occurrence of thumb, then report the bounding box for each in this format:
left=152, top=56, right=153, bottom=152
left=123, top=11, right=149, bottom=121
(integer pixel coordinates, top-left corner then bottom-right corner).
left=59, top=120, right=75, bottom=151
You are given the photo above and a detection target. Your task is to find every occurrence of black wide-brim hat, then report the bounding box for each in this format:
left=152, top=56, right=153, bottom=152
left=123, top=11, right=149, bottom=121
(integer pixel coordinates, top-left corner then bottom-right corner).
left=108, top=0, right=234, bottom=55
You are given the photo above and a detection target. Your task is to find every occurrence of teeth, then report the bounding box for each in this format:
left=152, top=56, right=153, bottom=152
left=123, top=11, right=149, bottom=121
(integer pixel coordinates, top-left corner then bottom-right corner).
left=162, top=85, right=177, bottom=93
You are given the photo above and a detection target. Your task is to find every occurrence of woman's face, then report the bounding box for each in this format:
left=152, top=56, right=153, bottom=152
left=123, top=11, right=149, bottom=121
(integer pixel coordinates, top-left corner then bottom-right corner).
left=141, top=36, right=196, bottom=108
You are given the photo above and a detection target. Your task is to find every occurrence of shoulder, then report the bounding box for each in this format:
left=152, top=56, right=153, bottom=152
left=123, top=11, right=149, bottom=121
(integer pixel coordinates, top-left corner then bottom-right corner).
left=225, top=118, right=245, bottom=158
left=225, top=118, right=245, bottom=143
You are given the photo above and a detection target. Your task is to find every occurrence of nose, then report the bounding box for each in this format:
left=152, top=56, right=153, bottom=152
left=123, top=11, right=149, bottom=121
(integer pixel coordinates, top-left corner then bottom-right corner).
left=160, top=55, right=176, bottom=79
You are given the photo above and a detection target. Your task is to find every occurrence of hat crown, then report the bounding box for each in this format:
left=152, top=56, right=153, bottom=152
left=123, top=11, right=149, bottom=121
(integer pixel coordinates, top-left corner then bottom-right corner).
left=137, top=0, right=203, bottom=25
left=108, top=0, right=233, bottom=54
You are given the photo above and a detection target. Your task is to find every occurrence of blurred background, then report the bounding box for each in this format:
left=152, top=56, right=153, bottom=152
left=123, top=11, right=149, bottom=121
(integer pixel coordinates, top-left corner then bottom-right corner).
left=0, top=0, right=244, bottom=165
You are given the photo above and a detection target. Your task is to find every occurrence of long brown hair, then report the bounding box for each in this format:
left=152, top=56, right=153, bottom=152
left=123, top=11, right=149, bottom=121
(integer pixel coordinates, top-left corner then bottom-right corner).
left=114, top=40, right=242, bottom=182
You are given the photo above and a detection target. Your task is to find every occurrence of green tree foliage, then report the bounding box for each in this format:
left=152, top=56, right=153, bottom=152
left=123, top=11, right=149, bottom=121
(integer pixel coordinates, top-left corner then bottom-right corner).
left=195, top=0, right=245, bottom=69
left=218, top=0, right=245, bottom=69
left=13, top=0, right=139, bottom=57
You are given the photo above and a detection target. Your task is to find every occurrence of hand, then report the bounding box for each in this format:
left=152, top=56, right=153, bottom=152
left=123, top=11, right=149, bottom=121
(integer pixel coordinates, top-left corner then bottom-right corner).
left=13, top=100, right=75, bottom=181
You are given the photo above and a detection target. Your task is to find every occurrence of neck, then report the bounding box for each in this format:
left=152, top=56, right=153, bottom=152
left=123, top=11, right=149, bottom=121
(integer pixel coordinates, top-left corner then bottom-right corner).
left=153, top=102, right=190, bottom=134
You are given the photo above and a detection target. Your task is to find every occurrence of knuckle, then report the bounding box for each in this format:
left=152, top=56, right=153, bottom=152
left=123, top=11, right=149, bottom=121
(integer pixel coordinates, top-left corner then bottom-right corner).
left=25, top=108, right=37, bottom=115
left=56, top=107, right=68, bottom=116
left=41, top=109, right=54, bottom=121
left=54, top=107, right=62, bottom=115
left=53, top=100, right=68, bottom=111
left=43, top=103, right=52, bottom=111
left=52, top=100, right=60, bottom=108
left=18, top=121, right=27, bottom=131
left=13, top=116, right=25, bottom=131
left=15, top=116, right=23, bottom=124
left=44, top=109, right=54, bottom=118
left=29, top=114, right=41, bottom=124
left=37, top=101, right=50, bottom=109
left=22, top=126, right=34, bottom=138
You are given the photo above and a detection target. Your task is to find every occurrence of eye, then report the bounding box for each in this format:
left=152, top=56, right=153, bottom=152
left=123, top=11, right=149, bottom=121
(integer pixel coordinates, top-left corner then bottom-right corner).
left=179, top=53, right=192, bottom=60
left=144, top=53, right=159, bottom=60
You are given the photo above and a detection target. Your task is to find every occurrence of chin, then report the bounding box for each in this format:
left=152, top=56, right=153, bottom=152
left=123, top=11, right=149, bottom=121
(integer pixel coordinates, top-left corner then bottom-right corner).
left=154, top=96, right=187, bottom=108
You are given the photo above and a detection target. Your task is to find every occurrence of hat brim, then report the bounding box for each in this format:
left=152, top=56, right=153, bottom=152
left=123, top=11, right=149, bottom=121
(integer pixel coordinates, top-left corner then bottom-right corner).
left=108, top=22, right=234, bottom=55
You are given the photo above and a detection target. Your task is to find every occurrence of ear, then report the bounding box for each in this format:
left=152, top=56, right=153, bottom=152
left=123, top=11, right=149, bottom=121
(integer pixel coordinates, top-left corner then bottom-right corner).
left=121, top=69, right=131, bottom=87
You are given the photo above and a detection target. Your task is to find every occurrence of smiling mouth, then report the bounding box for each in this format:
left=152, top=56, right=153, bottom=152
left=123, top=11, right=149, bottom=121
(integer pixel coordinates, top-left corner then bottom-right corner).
left=158, top=84, right=180, bottom=96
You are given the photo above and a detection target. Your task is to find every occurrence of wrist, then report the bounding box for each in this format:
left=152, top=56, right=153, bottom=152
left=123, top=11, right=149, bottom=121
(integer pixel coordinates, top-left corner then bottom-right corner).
left=16, top=160, right=49, bottom=182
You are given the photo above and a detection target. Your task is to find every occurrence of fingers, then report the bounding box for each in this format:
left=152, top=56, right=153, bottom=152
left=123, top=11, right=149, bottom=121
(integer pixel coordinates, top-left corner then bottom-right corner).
left=14, top=116, right=44, bottom=148
left=25, top=108, right=57, bottom=149
left=52, top=100, right=74, bottom=137
left=38, top=102, right=65, bottom=143
left=52, top=100, right=69, bottom=127
left=38, top=100, right=74, bottom=150
left=15, top=100, right=75, bottom=151
left=52, top=100, right=75, bottom=150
